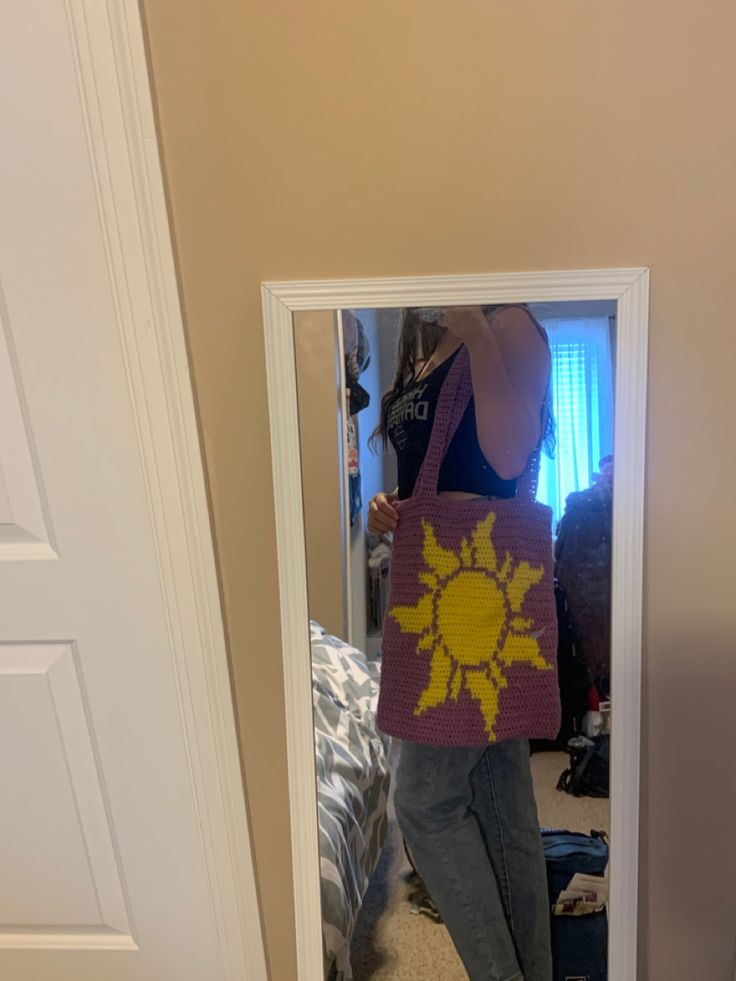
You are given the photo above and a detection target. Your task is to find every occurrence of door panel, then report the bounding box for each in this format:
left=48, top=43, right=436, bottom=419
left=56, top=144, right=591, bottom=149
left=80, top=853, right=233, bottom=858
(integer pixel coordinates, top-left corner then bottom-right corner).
left=0, top=643, right=132, bottom=945
left=0, top=301, right=54, bottom=557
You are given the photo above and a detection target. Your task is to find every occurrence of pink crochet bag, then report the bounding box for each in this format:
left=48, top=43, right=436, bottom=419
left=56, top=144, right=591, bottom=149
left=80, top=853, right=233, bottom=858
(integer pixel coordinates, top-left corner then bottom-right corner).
left=377, top=345, right=560, bottom=747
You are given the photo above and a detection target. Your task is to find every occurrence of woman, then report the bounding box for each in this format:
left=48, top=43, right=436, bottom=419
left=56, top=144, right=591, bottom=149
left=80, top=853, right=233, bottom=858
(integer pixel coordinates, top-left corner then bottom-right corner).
left=368, top=304, right=557, bottom=981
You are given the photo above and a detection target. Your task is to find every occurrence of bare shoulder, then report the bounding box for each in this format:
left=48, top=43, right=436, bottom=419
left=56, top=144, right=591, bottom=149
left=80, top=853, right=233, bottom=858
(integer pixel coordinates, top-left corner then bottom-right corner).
left=491, top=306, right=548, bottom=358
left=490, top=306, right=550, bottom=401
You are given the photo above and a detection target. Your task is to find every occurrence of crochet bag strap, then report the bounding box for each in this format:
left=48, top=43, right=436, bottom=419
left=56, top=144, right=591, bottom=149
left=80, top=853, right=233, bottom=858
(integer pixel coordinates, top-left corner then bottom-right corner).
left=413, top=342, right=541, bottom=503
left=517, top=446, right=542, bottom=501
left=413, top=345, right=473, bottom=500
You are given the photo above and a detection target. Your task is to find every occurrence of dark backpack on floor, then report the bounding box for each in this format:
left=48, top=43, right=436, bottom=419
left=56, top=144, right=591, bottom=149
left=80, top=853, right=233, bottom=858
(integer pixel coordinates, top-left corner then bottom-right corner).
left=542, top=829, right=609, bottom=981
left=557, top=734, right=610, bottom=798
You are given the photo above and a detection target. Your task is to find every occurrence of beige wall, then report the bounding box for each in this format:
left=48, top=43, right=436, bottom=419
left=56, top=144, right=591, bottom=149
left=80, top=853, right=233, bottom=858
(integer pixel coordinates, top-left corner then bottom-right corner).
left=294, top=310, right=344, bottom=637
left=141, top=2, right=736, bottom=978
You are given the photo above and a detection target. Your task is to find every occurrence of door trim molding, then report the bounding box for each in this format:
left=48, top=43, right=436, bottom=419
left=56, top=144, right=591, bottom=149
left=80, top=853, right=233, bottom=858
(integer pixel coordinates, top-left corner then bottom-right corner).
left=262, top=267, right=649, bottom=981
left=63, top=2, right=267, bottom=978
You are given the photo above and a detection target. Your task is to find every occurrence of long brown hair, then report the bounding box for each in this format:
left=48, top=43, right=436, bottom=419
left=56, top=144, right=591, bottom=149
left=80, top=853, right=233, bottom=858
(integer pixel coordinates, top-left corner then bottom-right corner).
left=368, top=308, right=443, bottom=452
left=370, top=304, right=555, bottom=456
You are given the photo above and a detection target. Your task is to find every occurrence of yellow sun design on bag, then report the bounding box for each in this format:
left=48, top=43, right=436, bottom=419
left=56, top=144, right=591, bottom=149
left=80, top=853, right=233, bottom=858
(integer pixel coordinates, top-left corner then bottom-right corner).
left=389, top=513, right=552, bottom=739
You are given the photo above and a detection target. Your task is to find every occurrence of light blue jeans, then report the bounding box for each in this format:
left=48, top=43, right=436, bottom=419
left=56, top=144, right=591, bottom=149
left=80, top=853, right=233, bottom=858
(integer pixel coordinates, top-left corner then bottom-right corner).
left=394, top=738, right=552, bottom=981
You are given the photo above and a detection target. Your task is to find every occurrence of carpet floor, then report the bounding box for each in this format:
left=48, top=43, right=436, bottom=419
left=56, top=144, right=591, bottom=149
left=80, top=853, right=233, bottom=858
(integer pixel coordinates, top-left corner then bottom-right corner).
left=349, top=751, right=610, bottom=981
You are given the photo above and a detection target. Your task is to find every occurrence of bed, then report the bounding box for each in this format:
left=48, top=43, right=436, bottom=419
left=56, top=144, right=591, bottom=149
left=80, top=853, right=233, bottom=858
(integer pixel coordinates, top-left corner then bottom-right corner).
left=310, top=622, right=392, bottom=980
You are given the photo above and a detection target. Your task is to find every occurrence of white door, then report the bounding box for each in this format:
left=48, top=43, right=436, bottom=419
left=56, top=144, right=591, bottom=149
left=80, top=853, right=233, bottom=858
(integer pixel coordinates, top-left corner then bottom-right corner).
left=0, top=3, right=265, bottom=980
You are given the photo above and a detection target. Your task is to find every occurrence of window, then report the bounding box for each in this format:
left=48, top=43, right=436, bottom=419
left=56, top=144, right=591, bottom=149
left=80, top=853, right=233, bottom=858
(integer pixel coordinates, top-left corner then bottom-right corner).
left=536, top=317, right=615, bottom=530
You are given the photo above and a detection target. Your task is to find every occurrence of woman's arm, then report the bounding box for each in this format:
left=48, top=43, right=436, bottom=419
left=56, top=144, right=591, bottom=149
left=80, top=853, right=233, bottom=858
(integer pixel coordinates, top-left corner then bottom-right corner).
left=439, top=306, right=550, bottom=480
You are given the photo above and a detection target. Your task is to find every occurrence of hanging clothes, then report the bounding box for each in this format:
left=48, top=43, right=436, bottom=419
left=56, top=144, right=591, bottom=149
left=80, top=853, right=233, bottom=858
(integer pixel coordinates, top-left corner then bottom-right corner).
left=342, top=313, right=372, bottom=525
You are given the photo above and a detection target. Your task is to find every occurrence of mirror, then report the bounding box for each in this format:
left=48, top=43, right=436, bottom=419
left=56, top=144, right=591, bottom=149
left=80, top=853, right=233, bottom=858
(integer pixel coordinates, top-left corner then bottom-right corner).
left=293, top=299, right=618, bottom=981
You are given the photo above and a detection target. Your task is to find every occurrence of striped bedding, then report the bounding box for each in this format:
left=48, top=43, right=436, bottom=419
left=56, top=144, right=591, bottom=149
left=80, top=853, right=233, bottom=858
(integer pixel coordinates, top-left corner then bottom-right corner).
left=311, top=623, right=391, bottom=980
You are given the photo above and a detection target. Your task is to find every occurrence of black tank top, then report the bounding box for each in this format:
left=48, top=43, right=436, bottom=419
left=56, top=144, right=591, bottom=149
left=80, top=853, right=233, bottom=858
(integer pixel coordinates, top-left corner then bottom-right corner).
left=386, top=348, right=518, bottom=501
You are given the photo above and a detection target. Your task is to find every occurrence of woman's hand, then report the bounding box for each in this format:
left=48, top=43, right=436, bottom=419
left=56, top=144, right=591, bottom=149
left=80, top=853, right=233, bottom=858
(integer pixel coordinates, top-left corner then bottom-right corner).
left=367, top=491, right=399, bottom=536
left=438, top=306, right=490, bottom=345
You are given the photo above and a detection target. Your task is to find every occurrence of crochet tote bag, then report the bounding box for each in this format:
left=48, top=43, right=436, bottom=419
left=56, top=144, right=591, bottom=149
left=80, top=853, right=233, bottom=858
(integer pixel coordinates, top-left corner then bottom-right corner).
left=377, top=345, right=560, bottom=747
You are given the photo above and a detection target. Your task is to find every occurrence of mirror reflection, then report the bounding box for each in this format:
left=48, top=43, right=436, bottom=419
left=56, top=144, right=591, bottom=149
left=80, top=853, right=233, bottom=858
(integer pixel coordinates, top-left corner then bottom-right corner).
left=294, top=300, right=615, bottom=981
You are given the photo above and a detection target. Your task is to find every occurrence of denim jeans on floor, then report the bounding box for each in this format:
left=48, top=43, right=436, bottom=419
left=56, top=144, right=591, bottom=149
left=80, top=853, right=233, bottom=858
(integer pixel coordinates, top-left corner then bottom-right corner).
left=393, top=738, right=552, bottom=981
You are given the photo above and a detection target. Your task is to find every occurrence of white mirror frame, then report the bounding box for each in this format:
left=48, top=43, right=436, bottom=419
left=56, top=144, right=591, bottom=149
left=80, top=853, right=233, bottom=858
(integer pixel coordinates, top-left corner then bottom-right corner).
left=262, top=268, right=649, bottom=981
